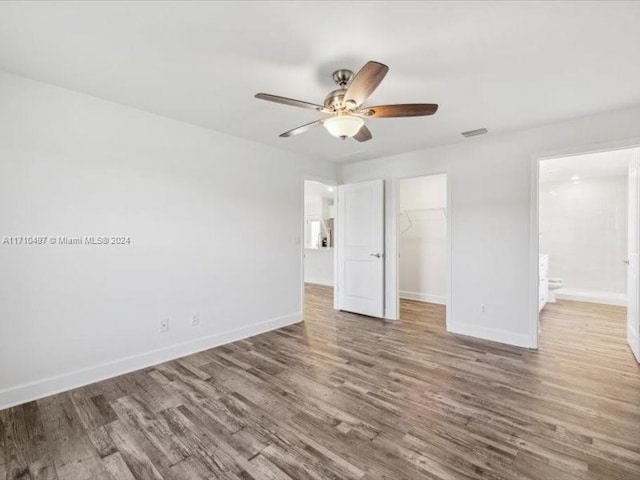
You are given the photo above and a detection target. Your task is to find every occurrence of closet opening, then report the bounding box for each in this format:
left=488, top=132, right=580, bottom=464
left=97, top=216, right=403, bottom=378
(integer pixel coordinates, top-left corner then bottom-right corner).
left=397, top=174, right=449, bottom=328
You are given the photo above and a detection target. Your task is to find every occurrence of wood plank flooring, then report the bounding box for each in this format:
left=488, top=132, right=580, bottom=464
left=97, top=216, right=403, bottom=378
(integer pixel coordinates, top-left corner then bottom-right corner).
left=1, top=284, right=640, bottom=479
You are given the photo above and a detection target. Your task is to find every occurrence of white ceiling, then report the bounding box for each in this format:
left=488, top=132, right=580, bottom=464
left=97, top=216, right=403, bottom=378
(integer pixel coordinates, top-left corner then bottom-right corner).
left=540, top=148, right=640, bottom=183
left=1, top=1, right=640, bottom=163
left=304, top=180, right=335, bottom=203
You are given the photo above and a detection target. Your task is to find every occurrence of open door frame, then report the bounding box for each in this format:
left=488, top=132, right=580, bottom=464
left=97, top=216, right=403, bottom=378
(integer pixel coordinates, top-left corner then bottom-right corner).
left=302, top=174, right=338, bottom=313
left=529, top=138, right=640, bottom=352
left=628, top=154, right=640, bottom=362
left=390, top=172, right=453, bottom=325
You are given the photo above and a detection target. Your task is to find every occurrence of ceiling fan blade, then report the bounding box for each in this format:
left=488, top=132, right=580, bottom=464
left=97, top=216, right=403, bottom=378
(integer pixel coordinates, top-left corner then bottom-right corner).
left=255, top=93, right=325, bottom=111
left=279, top=119, right=324, bottom=138
left=353, top=125, right=372, bottom=143
left=343, top=61, right=389, bottom=108
left=364, top=104, right=439, bottom=118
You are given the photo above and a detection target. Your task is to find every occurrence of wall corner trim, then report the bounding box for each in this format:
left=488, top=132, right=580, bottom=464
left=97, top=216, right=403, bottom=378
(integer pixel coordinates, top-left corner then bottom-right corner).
left=0, top=312, right=302, bottom=410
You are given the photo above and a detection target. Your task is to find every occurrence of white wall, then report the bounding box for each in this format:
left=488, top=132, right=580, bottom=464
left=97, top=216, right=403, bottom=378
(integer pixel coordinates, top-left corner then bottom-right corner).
left=0, top=71, right=337, bottom=408
left=304, top=248, right=334, bottom=286
left=399, top=174, right=447, bottom=304
left=540, top=175, right=627, bottom=300
left=341, top=105, right=640, bottom=348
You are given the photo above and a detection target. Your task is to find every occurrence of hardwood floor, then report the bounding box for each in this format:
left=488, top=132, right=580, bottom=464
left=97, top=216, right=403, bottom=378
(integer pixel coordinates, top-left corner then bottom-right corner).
left=1, top=284, right=639, bottom=479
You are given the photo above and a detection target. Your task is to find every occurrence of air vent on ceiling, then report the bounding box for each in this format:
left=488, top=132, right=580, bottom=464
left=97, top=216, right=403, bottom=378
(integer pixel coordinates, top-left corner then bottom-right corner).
left=461, top=128, right=488, bottom=138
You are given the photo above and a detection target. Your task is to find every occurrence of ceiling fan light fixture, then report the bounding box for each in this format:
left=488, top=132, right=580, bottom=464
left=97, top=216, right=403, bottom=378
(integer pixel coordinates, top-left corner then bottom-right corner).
left=323, top=114, right=365, bottom=139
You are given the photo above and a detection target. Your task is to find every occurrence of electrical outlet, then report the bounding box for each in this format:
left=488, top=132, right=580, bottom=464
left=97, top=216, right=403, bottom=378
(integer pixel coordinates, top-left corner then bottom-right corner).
left=190, top=311, right=200, bottom=327
left=160, top=318, right=169, bottom=333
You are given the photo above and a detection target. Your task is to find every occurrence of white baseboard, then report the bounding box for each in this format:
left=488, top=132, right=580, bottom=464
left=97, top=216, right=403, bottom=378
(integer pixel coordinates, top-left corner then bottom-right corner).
left=0, top=312, right=302, bottom=410
left=555, top=288, right=627, bottom=306
left=399, top=291, right=446, bottom=305
left=448, top=321, right=533, bottom=349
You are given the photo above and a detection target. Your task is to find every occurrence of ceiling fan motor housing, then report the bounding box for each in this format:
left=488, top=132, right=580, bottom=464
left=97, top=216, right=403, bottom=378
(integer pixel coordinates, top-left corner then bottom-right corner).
left=324, top=88, right=347, bottom=109
left=324, top=69, right=355, bottom=109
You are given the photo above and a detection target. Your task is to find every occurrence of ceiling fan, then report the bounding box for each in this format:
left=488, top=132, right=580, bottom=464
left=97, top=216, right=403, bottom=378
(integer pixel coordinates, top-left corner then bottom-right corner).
left=255, top=60, right=438, bottom=142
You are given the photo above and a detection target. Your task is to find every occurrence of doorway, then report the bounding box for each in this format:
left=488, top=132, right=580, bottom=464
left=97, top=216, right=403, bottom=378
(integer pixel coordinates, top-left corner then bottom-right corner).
left=303, top=179, right=336, bottom=310
left=535, top=146, right=640, bottom=361
left=397, top=174, right=449, bottom=322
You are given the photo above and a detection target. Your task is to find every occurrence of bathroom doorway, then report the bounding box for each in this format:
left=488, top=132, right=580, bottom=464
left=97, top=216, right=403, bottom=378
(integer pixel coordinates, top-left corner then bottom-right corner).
left=397, top=174, right=450, bottom=326
left=303, top=179, right=336, bottom=312
left=534, top=146, right=640, bottom=361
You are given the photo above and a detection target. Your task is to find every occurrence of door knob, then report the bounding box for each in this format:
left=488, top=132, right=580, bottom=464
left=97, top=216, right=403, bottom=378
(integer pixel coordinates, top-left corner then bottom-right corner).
left=370, top=253, right=383, bottom=258
left=625, top=260, right=630, bottom=264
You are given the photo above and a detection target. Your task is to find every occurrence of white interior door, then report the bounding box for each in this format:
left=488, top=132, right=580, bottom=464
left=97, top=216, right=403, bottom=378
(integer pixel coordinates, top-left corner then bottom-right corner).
left=627, top=155, right=640, bottom=363
left=337, top=180, right=384, bottom=317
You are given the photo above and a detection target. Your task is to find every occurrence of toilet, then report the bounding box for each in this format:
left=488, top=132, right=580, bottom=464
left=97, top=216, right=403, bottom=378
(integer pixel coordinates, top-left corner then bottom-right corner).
left=548, top=277, right=565, bottom=302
